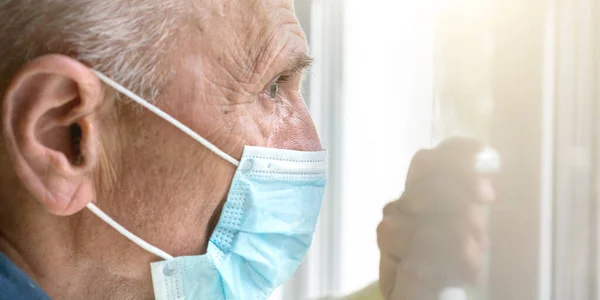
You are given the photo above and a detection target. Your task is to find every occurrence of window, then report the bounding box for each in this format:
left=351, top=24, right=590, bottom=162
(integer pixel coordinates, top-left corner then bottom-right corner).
left=276, top=0, right=600, bottom=299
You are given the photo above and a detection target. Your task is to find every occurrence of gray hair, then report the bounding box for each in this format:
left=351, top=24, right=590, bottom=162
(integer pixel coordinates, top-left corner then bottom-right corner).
left=0, top=0, right=187, bottom=101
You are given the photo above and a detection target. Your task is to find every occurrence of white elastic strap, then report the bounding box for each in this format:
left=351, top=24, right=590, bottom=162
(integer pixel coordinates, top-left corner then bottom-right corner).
left=87, top=71, right=239, bottom=261
left=92, top=70, right=240, bottom=167
left=86, top=203, right=174, bottom=260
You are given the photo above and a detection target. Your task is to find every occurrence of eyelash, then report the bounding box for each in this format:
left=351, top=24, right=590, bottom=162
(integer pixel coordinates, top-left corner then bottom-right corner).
left=278, top=75, right=291, bottom=83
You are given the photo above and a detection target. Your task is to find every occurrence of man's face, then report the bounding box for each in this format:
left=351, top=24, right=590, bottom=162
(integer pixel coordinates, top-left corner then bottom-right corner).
left=95, top=0, right=320, bottom=261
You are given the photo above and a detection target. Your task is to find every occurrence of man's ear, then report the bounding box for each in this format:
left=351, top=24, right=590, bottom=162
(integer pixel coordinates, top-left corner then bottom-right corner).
left=1, top=54, right=105, bottom=216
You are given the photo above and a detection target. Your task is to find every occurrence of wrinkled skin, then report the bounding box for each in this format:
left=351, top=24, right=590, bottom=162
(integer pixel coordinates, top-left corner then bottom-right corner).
left=378, top=138, right=496, bottom=300
left=0, top=1, right=319, bottom=299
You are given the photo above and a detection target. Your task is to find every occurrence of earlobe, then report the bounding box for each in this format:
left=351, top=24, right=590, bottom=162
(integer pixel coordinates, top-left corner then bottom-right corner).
left=1, top=55, right=105, bottom=216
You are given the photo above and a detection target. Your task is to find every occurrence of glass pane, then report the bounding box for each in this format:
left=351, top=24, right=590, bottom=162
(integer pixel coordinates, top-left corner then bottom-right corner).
left=288, top=0, right=600, bottom=299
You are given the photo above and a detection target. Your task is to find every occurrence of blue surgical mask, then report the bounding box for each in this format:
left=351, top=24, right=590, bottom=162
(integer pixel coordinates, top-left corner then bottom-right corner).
left=86, top=71, right=327, bottom=300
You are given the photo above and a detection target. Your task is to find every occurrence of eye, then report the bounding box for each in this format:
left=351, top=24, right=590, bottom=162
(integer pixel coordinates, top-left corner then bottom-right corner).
left=264, top=75, right=291, bottom=102
left=267, top=81, right=279, bottom=99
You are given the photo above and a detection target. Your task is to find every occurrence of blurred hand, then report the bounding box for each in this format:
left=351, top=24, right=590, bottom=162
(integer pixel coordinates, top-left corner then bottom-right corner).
left=377, top=137, right=496, bottom=300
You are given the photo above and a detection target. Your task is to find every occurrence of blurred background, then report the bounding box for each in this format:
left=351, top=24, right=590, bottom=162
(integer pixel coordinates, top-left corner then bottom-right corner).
left=272, top=0, right=599, bottom=299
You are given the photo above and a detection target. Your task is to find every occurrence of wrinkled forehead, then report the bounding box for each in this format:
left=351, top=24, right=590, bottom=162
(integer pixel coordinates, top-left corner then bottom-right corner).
left=191, top=0, right=306, bottom=76
left=200, top=0, right=299, bottom=35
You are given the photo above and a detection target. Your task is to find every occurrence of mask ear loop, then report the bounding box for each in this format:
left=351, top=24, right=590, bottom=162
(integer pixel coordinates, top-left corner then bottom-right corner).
left=85, top=70, right=241, bottom=261
left=92, top=70, right=240, bottom=167
left=86, top=203, right=174, bottom=260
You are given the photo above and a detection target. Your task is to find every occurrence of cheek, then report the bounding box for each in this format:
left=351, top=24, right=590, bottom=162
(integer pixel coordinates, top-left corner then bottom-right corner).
left=105, top=118, right=237, bottom=256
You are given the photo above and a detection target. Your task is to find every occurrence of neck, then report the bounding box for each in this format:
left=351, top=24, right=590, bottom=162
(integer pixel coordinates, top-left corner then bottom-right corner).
left=0, top=201, right=156, bottom=300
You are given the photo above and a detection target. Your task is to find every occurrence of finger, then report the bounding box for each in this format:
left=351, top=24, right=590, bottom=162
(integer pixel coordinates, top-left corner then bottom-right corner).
left=406, top=149, right=435, bottom=187
left=394, top=262, right=445, bottom=300
left=379, top=255, right=398, bottom=299
left=401, top=139, right=497, bottom=216
left=377, top=214, right=414, bottom=260
left=399, top=170, right=496, bottom=215
left=407, top=137, right=490, bottom=189
left=465, top=204, right=490, bottom=251
left=401, top=221, right=485, bottom=285
left=378, top=205, right=488, bottom=287
left=398, top=177, right=478, bottom=215
left=381, top=196, right=488, bottom=256
left=461, top=232, right=485, bottom=285
left=391, top=201, right=489, bottom=252
left=406, top=138, right=485, bottom=187
left=403, top=228, right=458, bottom=283
left=384, top=204, right=489, bottom=253
left=410, top=212, right=488, bottom=255
left=477, top=176, right=496, bottom=204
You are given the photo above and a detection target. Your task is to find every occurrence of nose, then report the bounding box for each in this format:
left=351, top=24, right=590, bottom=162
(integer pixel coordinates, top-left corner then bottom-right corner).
left=268, top=104, right=322, bottom=151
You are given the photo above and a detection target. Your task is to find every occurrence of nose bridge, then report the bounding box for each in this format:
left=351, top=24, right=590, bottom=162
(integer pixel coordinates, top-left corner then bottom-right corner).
left=265, top=96, right=321, bottom=152
left=292, top=98, right=322, bottom=151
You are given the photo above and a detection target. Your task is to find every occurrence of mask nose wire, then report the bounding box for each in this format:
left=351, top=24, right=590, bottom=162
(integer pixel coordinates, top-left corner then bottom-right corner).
left=91, top=70, right=241, bottom=167
left=84, top=70, right=240, bottom=261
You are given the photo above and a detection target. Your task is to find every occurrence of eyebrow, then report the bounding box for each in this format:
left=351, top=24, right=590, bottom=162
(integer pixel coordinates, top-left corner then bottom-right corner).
left=288, top=53, right=315, bottom=74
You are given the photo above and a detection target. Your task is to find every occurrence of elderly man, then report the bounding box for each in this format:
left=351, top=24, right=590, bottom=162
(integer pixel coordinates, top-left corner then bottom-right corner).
left=0, top=1, right=491, bottom=299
